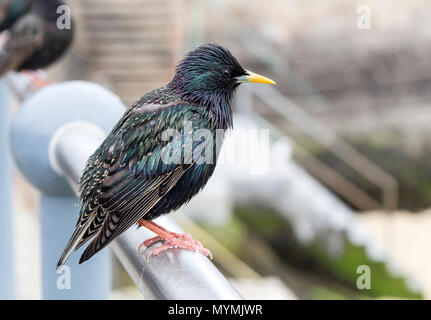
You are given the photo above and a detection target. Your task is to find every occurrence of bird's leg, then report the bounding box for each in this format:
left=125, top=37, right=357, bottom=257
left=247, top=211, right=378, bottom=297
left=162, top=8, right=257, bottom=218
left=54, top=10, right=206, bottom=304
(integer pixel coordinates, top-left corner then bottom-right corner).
left=137, top=235, right=164, bottom=254
left=137, top=219, right=213, bottom=260
left=21, top=70, right=52, bottom=90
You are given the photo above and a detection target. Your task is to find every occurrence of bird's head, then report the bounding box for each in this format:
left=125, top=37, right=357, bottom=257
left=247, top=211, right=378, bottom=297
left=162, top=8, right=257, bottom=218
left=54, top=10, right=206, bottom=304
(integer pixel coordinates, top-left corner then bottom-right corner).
left=169, top=43, right=275, bottom=105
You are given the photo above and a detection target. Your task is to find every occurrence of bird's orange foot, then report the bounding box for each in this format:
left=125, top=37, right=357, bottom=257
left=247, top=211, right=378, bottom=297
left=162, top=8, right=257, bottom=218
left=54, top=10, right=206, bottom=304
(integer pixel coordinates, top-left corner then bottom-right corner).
left=137, top=219, right=212, bottom=262
left=139, top=232, right=213, bottom=262
left=22, top=70, right=52, bottom=90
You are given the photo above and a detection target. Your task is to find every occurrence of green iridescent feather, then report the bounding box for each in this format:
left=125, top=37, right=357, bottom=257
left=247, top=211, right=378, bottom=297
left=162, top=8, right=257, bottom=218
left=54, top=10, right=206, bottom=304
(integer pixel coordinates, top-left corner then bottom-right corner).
left=58, top=44, right=249, bottom=267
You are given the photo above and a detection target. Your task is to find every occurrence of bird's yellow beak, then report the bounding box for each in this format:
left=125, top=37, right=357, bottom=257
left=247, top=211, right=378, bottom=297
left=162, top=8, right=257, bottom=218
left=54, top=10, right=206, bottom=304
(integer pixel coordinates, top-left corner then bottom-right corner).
left=236, top=70, right=276, bottom=85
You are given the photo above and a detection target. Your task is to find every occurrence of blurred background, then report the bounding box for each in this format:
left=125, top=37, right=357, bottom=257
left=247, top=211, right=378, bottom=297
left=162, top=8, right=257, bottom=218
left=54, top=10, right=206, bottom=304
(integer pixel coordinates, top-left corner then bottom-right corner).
left=7, top=0, right=431, bottom=299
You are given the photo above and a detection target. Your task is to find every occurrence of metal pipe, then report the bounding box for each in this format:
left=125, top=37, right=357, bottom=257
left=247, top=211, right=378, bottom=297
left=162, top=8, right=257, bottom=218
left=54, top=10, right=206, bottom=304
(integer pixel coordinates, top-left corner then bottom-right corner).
left=0, top=80, right=15, bottom=299
left=51, top=122, right=242, bottom=300
left=9, top=82, right=115, bottom=299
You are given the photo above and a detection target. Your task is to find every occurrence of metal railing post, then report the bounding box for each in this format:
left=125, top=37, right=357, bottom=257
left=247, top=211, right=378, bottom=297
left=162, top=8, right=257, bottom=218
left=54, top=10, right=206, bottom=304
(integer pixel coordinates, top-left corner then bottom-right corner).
left=9, top=81, right=124, bottom=299
left=10, top=81, right=241, bottom=300
left=0, top=80, right=15, bottom=299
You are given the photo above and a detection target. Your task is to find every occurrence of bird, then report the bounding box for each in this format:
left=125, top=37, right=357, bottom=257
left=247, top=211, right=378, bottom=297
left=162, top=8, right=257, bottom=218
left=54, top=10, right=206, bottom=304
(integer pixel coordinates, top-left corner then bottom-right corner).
left=57, top=43, right=275, bottom=268
left=0, top=0, right=73, bottom=82
left=0, top=0, right=32, bottom=32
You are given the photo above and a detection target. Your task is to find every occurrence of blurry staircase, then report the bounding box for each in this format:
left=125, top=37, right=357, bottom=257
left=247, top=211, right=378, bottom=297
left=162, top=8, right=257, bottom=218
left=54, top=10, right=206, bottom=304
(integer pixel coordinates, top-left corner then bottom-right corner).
left=73, top=0, right=186, bottom=105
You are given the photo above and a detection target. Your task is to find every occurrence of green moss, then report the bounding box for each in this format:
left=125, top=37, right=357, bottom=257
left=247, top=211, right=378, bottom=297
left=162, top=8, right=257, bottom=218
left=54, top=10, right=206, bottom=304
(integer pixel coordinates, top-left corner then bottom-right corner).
left=199, top=215, right=247, bottom=254
left=311, top=286, right=347, bottom=300
left=309, top=240, right=421, bottom=299
left=233, top=206, right=423, bottom=299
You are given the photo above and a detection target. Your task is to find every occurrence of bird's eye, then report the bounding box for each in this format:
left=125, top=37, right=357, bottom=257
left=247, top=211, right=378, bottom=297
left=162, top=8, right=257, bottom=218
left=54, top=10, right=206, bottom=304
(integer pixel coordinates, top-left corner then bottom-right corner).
left=222, top=69, right=231, bottom=78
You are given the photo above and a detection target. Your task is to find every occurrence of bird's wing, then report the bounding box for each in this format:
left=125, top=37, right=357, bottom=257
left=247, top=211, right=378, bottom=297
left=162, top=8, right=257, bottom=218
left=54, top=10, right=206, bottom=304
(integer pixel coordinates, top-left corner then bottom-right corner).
left=57, top=101, right=211, bottom=267
left=0, top=13, right=44, bottom=75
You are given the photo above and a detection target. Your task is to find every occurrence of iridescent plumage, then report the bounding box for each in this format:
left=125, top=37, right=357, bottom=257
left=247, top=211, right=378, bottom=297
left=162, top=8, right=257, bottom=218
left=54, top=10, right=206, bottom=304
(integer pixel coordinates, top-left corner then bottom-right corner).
left=57, top=44, right=275, bottom=267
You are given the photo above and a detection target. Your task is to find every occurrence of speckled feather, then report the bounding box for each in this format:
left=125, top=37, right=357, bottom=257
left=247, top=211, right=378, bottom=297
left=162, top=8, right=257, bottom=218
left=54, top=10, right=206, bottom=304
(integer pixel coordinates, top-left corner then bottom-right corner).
left=58, top=44, right=247, bottom=267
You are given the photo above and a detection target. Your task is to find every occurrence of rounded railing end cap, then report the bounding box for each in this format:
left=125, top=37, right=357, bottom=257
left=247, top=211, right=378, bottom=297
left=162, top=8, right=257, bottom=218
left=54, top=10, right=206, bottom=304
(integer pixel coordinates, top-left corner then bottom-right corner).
left=9, top=81, right=125, bottom=195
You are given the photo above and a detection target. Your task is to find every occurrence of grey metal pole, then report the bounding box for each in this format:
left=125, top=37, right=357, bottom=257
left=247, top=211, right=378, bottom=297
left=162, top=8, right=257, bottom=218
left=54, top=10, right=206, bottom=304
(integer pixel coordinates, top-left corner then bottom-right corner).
left=51, top=113, right=242, bottom=300
left=10, top=81, right=123, bottom=299
left=0, top=80, right=15, bottom=299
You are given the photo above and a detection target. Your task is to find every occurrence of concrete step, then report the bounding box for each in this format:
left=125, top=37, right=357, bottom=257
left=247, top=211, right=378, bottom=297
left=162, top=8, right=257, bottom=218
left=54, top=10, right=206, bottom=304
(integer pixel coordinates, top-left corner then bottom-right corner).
left=83, top=34, right=171, bottom=44
left=81, top=22, right=174, bottom=32
left=90, top=56, right=173, bottom=68
left=75, top=0, right=185, bottom=105
left=87, top=44, right=171, bottom=53
left=81, top=0, right=172, bottom=7
left=80, top=9, right=176, bottom=17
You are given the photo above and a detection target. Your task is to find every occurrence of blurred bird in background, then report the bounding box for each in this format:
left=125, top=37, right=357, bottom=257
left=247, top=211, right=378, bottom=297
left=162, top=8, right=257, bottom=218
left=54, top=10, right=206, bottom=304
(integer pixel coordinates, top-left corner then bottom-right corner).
left=0, top=0, right=31, bottom=31
left=0, top=0, right=73, bottom=86
left=57, top=43, right=275, bottom=268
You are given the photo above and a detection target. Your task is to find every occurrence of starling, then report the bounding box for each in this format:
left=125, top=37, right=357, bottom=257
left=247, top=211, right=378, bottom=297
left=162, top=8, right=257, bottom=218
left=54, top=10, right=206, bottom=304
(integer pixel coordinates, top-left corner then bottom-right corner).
left=57, top=44, right=275, bottom=268
left=0, top=0, right=32, bottom=31
left=0, top=0, right=73, bottom=77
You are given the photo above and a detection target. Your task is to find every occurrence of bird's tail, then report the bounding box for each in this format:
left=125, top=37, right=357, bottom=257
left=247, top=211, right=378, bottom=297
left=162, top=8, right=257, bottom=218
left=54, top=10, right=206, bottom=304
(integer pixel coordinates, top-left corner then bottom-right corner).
left=56, top=218, right=92, bottom=270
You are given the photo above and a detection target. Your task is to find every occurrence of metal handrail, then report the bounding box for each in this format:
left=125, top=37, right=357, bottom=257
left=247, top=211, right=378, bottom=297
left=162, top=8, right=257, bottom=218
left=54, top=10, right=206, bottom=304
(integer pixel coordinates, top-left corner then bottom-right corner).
left=51, top=121, right=242, bottom=300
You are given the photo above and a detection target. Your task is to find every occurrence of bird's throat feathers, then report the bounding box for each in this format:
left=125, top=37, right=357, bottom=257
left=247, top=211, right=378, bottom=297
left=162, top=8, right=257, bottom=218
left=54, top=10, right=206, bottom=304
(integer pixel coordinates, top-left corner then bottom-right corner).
left=169, top=80, right=234, bottom=130
left=206, top=92, right=234, bottom=130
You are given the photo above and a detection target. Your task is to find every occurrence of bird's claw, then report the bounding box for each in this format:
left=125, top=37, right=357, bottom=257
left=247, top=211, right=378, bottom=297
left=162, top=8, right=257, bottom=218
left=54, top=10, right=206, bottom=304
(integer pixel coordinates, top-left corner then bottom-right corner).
left=138, top=232, right=213, bottom=262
